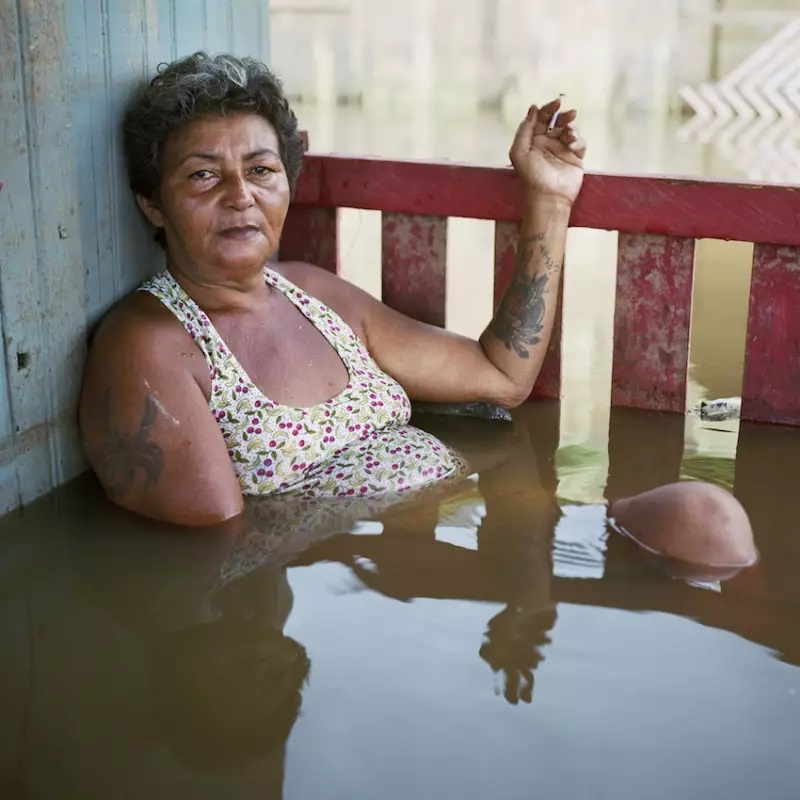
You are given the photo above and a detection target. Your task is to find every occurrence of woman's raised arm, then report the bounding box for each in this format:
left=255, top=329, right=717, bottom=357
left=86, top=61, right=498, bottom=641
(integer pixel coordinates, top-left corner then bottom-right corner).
left=325, top=98, right=586, bottom=408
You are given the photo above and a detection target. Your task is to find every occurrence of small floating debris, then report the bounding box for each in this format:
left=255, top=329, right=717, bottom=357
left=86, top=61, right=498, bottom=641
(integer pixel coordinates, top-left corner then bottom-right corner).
left=694, top=396, right=742, bottom=422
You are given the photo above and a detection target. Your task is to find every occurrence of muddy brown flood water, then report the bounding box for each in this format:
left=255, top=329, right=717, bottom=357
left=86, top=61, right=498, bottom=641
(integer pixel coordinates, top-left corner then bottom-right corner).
left=1, top=106, right=799, bottom=798
left=1, top=403, right=799, bottom=799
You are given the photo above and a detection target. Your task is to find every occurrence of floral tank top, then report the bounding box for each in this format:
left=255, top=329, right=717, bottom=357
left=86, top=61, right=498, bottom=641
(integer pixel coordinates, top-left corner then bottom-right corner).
left=138, top=267, right=468, bottom=498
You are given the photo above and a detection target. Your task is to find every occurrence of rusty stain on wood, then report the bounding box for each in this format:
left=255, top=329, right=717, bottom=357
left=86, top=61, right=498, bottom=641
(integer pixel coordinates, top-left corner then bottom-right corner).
left=382, top=212, right=447, bottom=327
left=742, top=244, right=800, bottom=425
left=612, top=233, right=695, bottom=413
left=494, top=221, right=562, bottom=400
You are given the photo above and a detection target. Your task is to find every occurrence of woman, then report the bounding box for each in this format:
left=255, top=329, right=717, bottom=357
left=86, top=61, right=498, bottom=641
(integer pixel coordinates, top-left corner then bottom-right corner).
left=77, top=53, right=758, bottom=576
left=80, top=52, right=585, bottom=527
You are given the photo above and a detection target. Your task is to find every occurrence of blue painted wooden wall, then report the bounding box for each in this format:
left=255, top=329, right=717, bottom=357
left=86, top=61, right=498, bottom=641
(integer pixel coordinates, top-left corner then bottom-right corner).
left=0, top=0, right=271, bottom=516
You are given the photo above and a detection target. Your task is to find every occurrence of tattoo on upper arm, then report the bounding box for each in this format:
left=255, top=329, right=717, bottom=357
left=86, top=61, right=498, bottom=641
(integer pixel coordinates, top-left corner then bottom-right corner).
left=96, top=391, right=165, bottom=498
left=489, top=234, right=553, bottom=358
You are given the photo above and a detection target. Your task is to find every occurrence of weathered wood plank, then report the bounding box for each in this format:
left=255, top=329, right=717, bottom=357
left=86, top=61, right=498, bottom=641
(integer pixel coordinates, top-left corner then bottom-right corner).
left=382, top=212, right=447, bottom=328
left=111, top=0, right=167, bottom=296
left=612, top=233, right=695, bottom=413
left=144, top=0, right=176, bottom=66
left=75, top=0, right=121, bottom=328
left=0, top=0, right=90, bottom=512
left=280, top=205, right=339, bottom=274
left=494, top=221, right=562, bottom=400
left=229, top=0, right=264, bottom=56
left=294, top=155, right=800, bottom=246
left=741, top=244, right=800, bottom=425
left=173, top=0, right=209, bottom=58
left=0, top=0, right=36, bottom=514
left=21, top=0, right=90, bottom=486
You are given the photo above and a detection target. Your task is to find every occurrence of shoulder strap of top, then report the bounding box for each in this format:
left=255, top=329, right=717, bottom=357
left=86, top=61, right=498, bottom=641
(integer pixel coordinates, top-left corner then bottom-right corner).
left=262, top=266, right=363, bottom=366
left=137, top=271, right=226, bottom=364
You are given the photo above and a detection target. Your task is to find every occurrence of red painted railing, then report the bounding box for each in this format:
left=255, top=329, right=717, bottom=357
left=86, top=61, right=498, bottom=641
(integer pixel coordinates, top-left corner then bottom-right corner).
left=281, top=153, right=800, bottom=426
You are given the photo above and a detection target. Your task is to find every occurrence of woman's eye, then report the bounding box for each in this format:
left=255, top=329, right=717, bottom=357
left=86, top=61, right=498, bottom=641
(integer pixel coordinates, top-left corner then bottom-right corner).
left=250, top=165, right=276, bottom=177
left=190, top=169, right=214, bottom=181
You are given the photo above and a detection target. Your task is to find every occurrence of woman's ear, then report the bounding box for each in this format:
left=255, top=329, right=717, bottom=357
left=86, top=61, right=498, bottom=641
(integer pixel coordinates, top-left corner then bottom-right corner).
left=136, top=193, right=164, bottom=229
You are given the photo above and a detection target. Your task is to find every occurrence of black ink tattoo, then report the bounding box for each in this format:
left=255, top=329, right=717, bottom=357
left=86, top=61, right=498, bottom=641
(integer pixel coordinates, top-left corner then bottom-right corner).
left=97, top=391, right=165, bottom=497
left=515, top=232, right=561, bottom=274
left=489, top=234, right=551, bottom=358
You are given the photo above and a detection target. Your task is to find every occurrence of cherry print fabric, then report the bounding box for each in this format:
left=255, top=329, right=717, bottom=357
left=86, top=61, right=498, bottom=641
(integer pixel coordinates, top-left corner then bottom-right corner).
left=138, top=267, right=468, bottom=498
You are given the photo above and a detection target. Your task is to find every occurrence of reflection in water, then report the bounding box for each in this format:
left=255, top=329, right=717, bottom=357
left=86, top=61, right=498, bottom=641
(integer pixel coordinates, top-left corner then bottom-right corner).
left=1, top=404, right=799, bottom=797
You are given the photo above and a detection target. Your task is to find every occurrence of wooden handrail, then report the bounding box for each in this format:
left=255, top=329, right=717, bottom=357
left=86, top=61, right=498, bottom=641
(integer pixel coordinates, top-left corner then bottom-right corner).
left=294, top=153, right=800, bottom=246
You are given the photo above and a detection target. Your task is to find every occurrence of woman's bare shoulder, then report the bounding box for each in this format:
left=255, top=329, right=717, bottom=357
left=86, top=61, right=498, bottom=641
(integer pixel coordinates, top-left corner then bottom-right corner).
left=89, top=289, right=190, bottom=357
left=83, top=289, right=210, bottom=401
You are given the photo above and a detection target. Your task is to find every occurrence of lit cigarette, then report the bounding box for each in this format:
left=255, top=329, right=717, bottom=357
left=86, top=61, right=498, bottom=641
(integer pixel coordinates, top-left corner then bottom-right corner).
left=547, top=94, right=566, bottom=131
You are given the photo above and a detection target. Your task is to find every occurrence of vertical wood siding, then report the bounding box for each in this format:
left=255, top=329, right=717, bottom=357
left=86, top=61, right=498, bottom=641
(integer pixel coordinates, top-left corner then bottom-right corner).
left=0, top=0, right=271, bottom=515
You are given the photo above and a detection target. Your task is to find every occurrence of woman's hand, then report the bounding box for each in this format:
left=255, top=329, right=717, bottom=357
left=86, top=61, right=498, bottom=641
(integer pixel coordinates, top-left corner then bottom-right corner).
left=509, top=97, right=587, bottom=205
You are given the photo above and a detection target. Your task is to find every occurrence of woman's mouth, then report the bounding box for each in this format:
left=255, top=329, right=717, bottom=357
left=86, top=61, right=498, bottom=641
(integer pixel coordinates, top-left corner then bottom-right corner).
left=218, top=225, right=261, bottom=240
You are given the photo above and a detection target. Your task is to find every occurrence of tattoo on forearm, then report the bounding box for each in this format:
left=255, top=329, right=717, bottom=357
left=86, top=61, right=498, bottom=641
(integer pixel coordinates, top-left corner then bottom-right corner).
left=489, top=234, right=554, bottom=358
left=522, top=232, right=562, bottom=274
left=97, top=391, right=165, bottom=497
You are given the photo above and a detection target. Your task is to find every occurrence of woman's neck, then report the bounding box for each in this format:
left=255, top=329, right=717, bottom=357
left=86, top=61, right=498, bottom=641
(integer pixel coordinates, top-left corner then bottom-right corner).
left=167, top=258, right=274, bottom=313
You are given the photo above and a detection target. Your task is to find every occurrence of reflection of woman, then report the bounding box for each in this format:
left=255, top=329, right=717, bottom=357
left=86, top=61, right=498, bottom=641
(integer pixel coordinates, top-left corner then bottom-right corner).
left=79, top=51, right=586, bottom=526
left=150, top=569, right=308, bottom=774
left=73, top=506, right=315, bottom=796
left=297, top=416, right=563, bottom=706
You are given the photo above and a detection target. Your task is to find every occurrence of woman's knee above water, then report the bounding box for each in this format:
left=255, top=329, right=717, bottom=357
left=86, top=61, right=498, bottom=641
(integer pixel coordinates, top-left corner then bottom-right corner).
left=608, top=481, right=757, bottom=570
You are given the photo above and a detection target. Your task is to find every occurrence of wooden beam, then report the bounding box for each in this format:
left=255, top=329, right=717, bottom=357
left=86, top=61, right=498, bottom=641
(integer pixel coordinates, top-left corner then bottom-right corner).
left=293, top=154, right=800, bottom=246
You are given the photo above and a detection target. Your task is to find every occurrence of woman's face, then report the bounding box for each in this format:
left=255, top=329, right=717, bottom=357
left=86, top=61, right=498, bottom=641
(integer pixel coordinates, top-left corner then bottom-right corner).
left=139, top=113, right=291, bottom=277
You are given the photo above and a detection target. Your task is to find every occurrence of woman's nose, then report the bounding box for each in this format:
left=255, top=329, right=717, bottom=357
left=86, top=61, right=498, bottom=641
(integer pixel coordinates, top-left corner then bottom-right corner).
left=223, top=174, right=254, bottom=209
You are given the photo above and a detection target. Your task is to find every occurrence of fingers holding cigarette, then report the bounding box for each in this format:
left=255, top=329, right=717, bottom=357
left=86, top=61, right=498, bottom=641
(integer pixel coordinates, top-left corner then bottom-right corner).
left=541, top=94, right=578, bottom=137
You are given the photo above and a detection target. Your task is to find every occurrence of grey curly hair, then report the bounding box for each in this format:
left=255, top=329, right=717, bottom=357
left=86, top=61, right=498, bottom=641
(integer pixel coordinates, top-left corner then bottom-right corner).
left=123, top=51, right=304, bottom=205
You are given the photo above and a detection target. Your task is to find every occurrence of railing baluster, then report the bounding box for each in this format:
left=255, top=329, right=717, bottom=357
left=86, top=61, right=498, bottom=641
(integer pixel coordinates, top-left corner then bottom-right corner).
left=742, top=243, right=800, bottom=425
left=381, top=212, right=447, bottom=327
left=279, top=206, right=339, bottom=274
left=494, top=220, right=562, bottom=399
left=612, top=233, right=695, bottom=413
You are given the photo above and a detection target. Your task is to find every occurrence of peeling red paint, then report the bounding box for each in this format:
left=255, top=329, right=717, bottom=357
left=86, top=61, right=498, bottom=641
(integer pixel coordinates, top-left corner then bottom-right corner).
left=382, top=212, right=447, bottom=328
left=612, top=233, right=695, bottom=413
left=742, top=244, right=800, bottom=425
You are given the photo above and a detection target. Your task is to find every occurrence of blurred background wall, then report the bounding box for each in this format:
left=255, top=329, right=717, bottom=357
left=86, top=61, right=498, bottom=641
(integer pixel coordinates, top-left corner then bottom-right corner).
left=270, top=0, right=800, bottom=116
